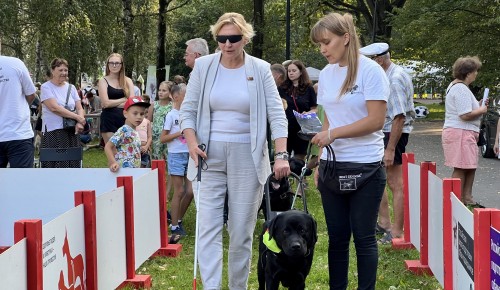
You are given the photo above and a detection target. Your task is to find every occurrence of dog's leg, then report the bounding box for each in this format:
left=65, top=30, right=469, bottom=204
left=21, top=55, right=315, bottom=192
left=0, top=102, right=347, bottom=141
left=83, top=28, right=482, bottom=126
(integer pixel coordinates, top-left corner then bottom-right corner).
left=266, top=276, right=280, bottom=290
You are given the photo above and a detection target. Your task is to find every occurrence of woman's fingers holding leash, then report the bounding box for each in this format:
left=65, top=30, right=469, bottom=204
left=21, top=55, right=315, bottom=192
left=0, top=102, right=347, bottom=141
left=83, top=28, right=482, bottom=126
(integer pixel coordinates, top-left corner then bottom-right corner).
left=188, top=143, right=207, bottom=167
left=311, top=131, right=329, bottom=148
left=273, top=159, right=290, bottom=179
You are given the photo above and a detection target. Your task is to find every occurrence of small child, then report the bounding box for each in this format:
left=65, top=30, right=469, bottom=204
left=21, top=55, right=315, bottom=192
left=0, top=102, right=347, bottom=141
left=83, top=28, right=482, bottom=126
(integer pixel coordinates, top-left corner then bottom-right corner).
left=105, top=96, right=151, bottom=172
left=160, top=84, right=192, bottom=243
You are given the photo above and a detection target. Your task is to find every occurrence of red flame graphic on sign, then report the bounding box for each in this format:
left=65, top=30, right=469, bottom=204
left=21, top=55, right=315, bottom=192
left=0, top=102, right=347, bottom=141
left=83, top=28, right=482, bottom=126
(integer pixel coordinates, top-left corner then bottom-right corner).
left=58, top=231, right=86, bottom=290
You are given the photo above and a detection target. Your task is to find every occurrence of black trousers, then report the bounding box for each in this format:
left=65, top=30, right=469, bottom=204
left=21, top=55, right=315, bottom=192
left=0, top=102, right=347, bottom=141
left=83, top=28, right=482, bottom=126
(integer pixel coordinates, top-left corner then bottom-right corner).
left=319, top=166, right=386, bottom=290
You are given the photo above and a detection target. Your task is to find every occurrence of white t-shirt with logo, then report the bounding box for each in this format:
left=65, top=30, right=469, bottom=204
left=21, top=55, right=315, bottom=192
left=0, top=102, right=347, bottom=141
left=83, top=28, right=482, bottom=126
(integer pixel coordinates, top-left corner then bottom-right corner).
left=163, top=108, right=188, bottom=153
left=317, top=56, right=389, bottom=163
left=0, top=56, right=37, bottom=142
left=40, top=82, right=80, bottom=132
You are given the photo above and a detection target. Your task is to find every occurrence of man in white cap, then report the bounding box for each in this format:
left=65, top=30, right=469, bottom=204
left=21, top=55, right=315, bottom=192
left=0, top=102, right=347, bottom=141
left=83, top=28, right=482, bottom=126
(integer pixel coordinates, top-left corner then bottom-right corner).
left=360, top=42, right=415, bottom=244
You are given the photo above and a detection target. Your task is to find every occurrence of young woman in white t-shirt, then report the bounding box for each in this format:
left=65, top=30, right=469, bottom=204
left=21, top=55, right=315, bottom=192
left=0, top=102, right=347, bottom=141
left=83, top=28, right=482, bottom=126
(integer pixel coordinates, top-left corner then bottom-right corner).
left=310, top=12, right=389, bottom=290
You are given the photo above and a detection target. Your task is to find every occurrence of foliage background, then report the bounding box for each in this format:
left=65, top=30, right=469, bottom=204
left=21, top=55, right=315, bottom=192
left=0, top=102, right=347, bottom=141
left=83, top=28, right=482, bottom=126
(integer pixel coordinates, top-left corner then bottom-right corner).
left=0, top=0, right=498, bottom=94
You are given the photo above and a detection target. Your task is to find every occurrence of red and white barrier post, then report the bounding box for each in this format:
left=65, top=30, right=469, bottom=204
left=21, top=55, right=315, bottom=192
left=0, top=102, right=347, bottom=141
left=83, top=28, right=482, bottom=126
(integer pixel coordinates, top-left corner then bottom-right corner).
left=151, top=160, right=182, bottom=257
left=117, top=176, right=152, bottom=289
left=405, top=161, right=435, bottom=275
left=443, top=178, right=461, bottom=290
left=74, top=190, right=98, bottom=290
left=14, top=219, right=43, bottom=290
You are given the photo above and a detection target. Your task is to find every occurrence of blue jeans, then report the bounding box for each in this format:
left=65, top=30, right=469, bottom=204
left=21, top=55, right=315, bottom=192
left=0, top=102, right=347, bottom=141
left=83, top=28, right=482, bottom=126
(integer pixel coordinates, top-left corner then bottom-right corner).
left=0, top=138, right=34, bottom=168
left=318, top=166, right=386, bottom=290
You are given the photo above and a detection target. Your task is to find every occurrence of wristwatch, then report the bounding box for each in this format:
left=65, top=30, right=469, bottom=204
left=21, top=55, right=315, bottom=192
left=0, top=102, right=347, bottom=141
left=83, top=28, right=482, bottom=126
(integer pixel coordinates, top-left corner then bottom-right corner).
left=275, top=151, right=289, bottom=161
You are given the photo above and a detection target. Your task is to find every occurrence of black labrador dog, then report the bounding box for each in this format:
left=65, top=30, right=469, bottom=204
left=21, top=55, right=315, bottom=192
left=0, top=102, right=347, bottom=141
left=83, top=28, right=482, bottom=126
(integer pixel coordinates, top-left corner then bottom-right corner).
left=258, top=210, right=317, bottom=290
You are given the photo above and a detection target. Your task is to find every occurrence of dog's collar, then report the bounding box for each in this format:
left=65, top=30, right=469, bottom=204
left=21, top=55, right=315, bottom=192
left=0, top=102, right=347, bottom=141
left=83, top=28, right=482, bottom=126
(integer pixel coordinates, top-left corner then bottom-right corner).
left=263, top=229, right=281, bottom=253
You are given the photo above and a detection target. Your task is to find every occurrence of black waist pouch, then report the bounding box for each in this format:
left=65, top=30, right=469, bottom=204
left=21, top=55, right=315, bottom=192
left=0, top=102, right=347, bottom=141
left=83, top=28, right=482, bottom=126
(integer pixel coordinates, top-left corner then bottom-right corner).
left=318, top=159, right=383, bottom=194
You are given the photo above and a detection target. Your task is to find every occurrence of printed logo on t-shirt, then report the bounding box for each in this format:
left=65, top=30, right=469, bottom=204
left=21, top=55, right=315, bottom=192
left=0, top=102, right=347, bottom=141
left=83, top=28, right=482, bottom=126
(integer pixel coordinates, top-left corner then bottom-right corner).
left=174, top=119, right=179, bottom=125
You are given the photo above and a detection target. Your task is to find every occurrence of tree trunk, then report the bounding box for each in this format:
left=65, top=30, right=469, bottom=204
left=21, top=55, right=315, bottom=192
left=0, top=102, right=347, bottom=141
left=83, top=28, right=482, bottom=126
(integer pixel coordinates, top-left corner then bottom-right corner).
left=252, top=0, right=264, bottom=59
left=122, top=0, right=135, bottom=78
left=156, top=0, right=168, bottom=86
left=34, top=40, right=42, bottom=82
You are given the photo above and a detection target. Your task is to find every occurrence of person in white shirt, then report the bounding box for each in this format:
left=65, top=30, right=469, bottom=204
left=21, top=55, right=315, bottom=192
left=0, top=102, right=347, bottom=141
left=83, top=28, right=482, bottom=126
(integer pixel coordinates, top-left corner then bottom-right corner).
left=359, top=42, right=415, bottom=243
left=442, top=56, right=487, bottom=206
left=160, top=84, right=192, bottom=244
left=311, top=12, right=389, bottom=290
left=0, top=55, right=37, bottom=167
left=180, top=12, right=289, bottom=290
left=40, top=58, right=86, bottom=168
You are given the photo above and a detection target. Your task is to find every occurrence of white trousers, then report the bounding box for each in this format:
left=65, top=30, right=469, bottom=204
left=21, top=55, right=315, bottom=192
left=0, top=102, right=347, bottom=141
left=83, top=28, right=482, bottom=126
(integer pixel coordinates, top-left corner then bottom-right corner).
left=194, top=141, right=263, bottom=290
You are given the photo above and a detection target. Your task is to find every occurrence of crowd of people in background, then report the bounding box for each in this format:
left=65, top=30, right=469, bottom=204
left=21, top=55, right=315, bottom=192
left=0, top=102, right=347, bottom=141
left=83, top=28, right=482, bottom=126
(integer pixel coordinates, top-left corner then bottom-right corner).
left=1, top=10, right=497, bottom=290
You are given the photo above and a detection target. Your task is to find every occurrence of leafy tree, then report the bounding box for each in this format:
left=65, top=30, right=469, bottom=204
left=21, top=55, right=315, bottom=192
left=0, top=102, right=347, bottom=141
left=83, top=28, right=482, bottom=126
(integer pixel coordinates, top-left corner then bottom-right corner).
left=391, top=0, right=500, bottom=89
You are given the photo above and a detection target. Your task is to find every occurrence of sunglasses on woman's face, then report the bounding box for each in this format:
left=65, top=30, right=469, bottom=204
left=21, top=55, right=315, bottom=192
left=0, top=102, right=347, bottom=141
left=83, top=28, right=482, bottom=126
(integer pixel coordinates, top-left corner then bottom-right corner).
left=216, top=35, right=243, bottom=44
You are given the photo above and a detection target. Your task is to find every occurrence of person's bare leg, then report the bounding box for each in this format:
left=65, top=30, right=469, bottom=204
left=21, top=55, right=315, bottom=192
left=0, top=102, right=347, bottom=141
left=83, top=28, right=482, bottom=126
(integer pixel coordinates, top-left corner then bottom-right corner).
left=377, top=188, right=391, bottom=231
left=462, top=169, right=476, bottom=204
left=452, top=168, right=467, bottom=203
left=386, top=164, right=403, bottom=237
left=170, top=175, right=184, bottom=228
left=179, top=178, right=193, bottom=222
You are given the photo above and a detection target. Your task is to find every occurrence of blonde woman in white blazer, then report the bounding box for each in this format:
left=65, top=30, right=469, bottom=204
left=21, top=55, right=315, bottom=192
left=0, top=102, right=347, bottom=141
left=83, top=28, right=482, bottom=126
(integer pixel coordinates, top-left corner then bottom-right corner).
left=180, top=12, right=289, bottom=290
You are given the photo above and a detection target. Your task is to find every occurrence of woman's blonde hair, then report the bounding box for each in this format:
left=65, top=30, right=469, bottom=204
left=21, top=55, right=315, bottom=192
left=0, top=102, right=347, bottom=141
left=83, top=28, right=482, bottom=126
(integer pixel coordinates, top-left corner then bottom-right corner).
left=310, top=13, right=360, bottom=98
left=105, top=53, right=129, bottom=97
left=210, top=12, right=255, bottom=43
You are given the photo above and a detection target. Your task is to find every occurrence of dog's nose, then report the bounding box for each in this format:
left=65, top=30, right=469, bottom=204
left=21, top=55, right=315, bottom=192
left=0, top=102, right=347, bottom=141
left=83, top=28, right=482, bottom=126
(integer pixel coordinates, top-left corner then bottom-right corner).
left=291, top=242, right=301, bottom=250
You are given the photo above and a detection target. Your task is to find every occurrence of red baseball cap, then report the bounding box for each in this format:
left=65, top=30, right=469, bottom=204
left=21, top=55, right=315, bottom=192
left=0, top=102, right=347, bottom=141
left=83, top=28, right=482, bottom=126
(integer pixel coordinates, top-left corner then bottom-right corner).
left=124, top=96, right=151, bottom=111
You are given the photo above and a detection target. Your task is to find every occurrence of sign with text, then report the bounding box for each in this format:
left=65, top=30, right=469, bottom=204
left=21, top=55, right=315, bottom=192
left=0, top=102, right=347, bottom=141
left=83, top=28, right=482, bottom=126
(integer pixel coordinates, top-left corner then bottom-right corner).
left=42, top=205, right=86, bottom=290
left=491, top=227, right=500, bottom=289
left=451, top=194, right=474, bottom=290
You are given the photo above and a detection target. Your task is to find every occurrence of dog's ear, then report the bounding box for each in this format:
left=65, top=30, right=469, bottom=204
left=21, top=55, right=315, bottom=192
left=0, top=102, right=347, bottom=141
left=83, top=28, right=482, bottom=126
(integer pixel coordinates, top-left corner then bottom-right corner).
left=308, top=215, right=318, bottom=247
left=267, top=214, right=282, bottom=239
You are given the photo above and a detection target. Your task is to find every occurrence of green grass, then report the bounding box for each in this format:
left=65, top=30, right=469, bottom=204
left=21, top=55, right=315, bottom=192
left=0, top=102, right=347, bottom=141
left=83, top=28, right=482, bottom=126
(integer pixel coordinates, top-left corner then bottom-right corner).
left=86, top=149, right=442, bottom=289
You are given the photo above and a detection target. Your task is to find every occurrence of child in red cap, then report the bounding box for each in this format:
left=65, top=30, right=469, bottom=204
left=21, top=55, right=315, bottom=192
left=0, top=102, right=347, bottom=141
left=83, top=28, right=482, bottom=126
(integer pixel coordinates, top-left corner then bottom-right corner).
left=104, top=96, right=150, bottom=172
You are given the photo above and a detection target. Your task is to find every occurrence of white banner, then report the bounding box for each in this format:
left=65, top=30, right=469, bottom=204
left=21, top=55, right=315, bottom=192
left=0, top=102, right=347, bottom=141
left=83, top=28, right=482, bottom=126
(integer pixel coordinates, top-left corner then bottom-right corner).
left=145, top=65, right=157, bottom=101
left=0, top=239, right=28, bottom=289
left=42, top=205, right=86, bottom=290
left=428, top=172, right=444, bottom=286
left=133, top=169, right=161, bottom=269
left=0, top=168, right=150, bottom=246
left=451, top=193, right=474, bottom=290
left=96, top=187, right=127, bottom=290
left=408, top=163, right=421, bottom=251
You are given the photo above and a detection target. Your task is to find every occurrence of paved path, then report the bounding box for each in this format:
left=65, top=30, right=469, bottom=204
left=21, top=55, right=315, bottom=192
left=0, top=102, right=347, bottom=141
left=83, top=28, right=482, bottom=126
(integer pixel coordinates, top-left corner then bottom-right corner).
left=407, top=120, right=500, bottom=208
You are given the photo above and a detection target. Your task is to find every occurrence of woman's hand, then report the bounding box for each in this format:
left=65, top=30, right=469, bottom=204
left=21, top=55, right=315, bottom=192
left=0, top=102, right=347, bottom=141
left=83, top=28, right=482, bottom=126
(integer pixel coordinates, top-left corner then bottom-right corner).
left=77, top=115, right=86, bottom=125
left=311, top=129, right=334, bottom=148
left=494, top=141, right=499, bottom=156
left=75, top=123, right=84, bottom=134
left=188, top=141, right=207, bottom=167
left=273, top=159, right=290, bottom=179
left=140, top=145, right=148, bottom=154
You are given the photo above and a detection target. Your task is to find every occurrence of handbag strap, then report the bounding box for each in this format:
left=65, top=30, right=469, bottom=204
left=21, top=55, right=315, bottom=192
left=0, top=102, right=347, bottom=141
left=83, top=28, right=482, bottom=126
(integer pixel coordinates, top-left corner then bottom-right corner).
left=64, top=83, right=72, bottom=106
left=291, top=88, right=300, bottom=112
left=446, top=81, right=464, bottom=95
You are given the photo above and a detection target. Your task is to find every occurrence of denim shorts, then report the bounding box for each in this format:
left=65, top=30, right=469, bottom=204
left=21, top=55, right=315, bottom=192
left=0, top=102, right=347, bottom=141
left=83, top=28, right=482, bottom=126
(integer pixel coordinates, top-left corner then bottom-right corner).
left=168, top=152, right=189, bottom=176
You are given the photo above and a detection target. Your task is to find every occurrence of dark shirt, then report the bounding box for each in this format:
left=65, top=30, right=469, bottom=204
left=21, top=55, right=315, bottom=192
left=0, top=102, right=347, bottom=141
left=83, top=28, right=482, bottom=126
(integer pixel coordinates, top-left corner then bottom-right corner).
left=279, top=85, right=317, bottom=130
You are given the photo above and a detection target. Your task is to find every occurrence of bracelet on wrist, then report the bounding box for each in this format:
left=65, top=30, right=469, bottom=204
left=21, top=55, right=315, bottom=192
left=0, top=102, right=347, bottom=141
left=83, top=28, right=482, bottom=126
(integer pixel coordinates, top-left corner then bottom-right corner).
left=274, top=151, right=289, bottom=161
